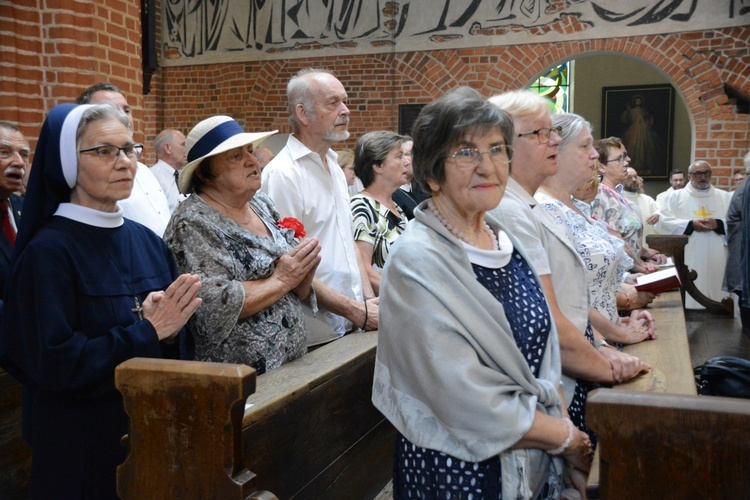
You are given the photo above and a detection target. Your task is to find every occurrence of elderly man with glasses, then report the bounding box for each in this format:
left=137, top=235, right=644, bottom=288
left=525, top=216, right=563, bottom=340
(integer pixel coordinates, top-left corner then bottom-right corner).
left=0, top=121, right=28, bottom=303
left=655, top=160, right=733, bottom=309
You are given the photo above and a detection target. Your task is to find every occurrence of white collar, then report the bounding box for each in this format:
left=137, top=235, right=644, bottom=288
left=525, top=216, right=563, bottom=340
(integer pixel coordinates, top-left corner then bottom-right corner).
left=54, top=202, right=124, bottom=228
left=464, top=228, right=513, bottom=269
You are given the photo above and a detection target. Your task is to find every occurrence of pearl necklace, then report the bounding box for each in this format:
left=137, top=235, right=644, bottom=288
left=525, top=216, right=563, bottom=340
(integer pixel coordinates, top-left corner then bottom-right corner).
left=427, top=200, right=499, bottom=251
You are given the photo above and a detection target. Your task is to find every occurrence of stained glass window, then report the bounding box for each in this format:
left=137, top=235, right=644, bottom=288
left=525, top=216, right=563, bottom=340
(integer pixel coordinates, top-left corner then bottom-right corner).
left=529, top=62, right=571, bottom=113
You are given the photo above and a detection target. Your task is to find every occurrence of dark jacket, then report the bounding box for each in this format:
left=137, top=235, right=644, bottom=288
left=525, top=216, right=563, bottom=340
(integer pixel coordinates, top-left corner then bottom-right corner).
left=0, top=193, right=23, bottom=298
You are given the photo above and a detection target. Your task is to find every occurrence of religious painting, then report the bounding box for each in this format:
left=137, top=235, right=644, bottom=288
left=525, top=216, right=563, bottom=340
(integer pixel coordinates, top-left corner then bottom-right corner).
left=601, top=84, right=675, bottom=179
left=398, top=104, right=426, bottom=136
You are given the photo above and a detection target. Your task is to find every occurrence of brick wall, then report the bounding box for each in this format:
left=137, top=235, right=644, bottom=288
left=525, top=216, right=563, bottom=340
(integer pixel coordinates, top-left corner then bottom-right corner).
left=0, top=0, right=144, bottom=154
left=153, top=29, right=750, bottom=188
left=1, top=1, right=749, bottom=187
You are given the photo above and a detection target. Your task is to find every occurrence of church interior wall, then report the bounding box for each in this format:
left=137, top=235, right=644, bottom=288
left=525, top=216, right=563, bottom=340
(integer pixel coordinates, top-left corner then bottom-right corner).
left=0, top=1, right=748, bottom=190
left=572, top=54, right=692, bottom=197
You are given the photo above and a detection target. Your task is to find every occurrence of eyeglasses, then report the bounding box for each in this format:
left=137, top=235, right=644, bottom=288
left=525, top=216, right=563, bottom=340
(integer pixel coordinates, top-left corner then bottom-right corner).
left=517, top=126, right=563, bottom=144
left=79, top=144, right=143, bottom=162
left=604, top=153, right=629, bottom=164
left=690, top=170, right=711, bottom=178
left=448, top=145, right=512, bottom=169
left=0, top=146, right=30, bottom=162
left=227, top=147, right=257, bottom=165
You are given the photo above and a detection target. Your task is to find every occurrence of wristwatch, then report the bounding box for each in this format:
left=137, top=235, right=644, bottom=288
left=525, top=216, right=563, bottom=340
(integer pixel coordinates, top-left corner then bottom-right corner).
left=595, top=338, right=615, bottom=349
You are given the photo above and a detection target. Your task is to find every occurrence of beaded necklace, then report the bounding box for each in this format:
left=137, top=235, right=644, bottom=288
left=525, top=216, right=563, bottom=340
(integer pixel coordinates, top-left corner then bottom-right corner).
left=427, top=200, right=499, bottom=251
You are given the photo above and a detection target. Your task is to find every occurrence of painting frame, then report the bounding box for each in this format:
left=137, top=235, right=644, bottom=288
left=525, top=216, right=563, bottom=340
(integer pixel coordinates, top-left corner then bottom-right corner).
left=398, top=104, right=426, bottom=137
left=601, top=84, right=675, bottom=180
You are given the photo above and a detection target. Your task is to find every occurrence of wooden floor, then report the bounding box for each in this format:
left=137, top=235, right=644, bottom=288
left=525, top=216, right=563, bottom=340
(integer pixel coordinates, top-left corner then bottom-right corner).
left=686, top=307, right=750, bottom=367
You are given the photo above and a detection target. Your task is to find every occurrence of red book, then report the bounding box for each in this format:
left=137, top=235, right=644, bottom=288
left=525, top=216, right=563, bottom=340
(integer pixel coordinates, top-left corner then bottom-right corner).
left=635, top=267, right=682, bottom=294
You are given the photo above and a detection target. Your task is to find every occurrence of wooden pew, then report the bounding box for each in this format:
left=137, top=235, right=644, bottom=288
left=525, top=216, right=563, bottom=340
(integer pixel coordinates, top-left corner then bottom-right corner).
left=116, top=331, right=394, bottom=499
left=586, top=290, right=750, bottom=497
left=647, top=234, right=733, bottom=315
left=0, top=367, right=31, bottom=499
left=587, top=390, right=750, bottom=498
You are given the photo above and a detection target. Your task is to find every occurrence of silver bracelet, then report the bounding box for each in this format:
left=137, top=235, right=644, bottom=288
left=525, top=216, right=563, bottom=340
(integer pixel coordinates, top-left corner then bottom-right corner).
left=548, top=418, right=575, bottom=456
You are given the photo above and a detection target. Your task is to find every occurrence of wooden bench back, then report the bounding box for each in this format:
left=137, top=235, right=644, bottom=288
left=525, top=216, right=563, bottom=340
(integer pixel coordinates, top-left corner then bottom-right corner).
left=241, top=332, right=393, bottom=499
left=115, top=332, right=393, bottom=499
left=588, top=389, right=750, bottom=498
left=586, top=290, right=696, bottom=497
left=115, top=358, right=271, bottom=499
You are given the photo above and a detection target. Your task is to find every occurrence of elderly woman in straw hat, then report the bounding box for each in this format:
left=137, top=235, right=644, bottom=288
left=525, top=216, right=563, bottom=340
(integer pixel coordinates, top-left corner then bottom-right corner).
left=164, top=116, right=322, bottom=374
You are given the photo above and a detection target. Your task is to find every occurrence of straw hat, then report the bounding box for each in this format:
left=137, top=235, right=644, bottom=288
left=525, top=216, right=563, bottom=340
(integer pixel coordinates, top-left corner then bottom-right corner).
left=179, top=115, right=277, bottom=194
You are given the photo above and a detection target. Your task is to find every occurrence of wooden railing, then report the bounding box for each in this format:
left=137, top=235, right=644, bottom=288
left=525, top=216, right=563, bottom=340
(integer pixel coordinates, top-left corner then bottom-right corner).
left=115, top=331, right=394, bottom=499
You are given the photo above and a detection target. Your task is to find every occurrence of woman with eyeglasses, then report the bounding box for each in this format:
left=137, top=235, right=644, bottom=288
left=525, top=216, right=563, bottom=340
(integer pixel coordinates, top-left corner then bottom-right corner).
left=373, top=87, right=592, bottom=499
left=592, top=137, right=665, bottom=273
left=350, top=131, right=408, bottom=295
left=0, top=103, right=202, bottom=499
left=536, top=113, right=656, bottom=339
left=541, top=116, right=644, bottom=323
left=164, top=115, right=321, bottom=371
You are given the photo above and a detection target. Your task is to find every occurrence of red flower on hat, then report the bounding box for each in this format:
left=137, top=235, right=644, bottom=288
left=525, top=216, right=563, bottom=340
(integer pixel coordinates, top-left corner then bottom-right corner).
left=278, top=217, right=306, bottom=238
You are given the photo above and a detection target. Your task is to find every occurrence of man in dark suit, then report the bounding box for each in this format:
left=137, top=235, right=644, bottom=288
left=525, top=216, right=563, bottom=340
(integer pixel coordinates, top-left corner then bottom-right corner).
left=0, top=121, right=28, bottom=297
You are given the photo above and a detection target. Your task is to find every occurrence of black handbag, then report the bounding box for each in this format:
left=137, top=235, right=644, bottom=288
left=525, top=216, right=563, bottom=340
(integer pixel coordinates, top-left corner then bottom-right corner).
left=694, top=356, right=750, bottom=399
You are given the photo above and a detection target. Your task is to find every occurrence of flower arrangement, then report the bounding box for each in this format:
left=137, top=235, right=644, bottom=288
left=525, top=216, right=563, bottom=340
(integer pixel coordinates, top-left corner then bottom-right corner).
left=277, top=217, right=306, bottom=238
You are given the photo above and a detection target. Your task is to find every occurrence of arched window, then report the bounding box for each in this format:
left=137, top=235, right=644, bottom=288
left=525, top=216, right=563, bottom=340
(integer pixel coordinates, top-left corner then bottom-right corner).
left=529, top=62, right=571, bottom=113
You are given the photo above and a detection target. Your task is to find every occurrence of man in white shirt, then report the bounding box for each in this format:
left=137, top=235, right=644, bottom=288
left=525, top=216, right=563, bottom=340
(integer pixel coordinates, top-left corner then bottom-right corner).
left=655, top=161, right=733, bottom=309
left=261, top=69, right=378, bottom=341
left=151, top=129, right=187, bottom=213
left=77, top=83, right=171, bottom=236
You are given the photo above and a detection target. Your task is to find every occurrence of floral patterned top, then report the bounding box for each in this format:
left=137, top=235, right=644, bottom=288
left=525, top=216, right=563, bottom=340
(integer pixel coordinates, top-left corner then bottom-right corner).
left=573, top=197, right=634, bottom=279
left=537, top=192, right=630, bottom=322
left=350, top=193, right=407, bottom=270
left=591, top=183, right=643, bottom=262
left=164, top=193, right=307, bottom=374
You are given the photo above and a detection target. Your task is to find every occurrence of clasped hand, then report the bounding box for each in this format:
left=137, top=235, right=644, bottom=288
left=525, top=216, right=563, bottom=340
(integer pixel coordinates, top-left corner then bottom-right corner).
left=273, top=237, right=322, bottom=298
left=619, top=309, right=656, bottom=343
left=693, top=218, right=718, bottom=232
left=143, top=274, right=202, bottom=341
left=562, top=428, right=593, bottom=472
left=599, top=348, right=651, bottom=383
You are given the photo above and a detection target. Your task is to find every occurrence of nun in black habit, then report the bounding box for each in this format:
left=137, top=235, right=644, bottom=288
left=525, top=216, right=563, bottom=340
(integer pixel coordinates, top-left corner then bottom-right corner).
left=0, top=103, right=202, bottom=499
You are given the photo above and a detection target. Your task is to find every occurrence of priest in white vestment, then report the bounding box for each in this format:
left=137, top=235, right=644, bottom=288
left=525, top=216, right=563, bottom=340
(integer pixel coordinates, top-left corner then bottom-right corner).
left=655, top=169, right=686, bottom=206
left=654, top=161, right=733, bottom=309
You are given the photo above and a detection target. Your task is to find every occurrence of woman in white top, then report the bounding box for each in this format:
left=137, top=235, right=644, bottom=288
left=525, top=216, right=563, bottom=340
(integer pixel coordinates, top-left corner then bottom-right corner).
left=536, top=113, right=656, bottom=338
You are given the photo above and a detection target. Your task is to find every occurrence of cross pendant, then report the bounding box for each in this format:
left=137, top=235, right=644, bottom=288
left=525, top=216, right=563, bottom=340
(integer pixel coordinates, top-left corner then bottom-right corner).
left=131, top=296, right=144, bottom=320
